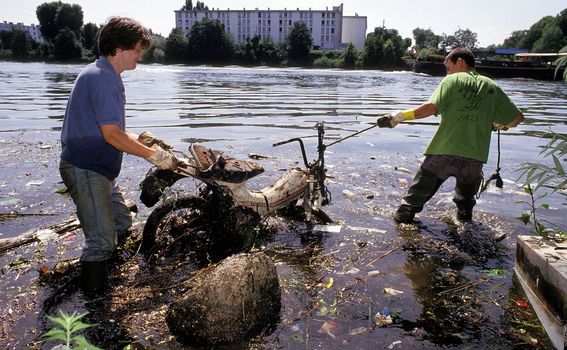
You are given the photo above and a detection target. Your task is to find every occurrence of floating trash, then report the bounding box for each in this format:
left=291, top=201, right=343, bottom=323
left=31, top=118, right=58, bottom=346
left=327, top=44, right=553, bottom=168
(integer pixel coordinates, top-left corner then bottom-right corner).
left=36, top=229, right=57, bottom=242
left=374, top=312, right=393, bottom=327
left=344, top=267, right=360, bottom=275
left=313, top=224, right=342, bottom=233
left=342, top=189, right=356, bottom=201
left=384, top=287, right=404, bottom=297
left=348, top=326, right=367, bottom=335
left=395, top=166, right=412, bottom=174
left=388, top=340, right=402, bottom=349
left=318, top=319, right=342, bottom=339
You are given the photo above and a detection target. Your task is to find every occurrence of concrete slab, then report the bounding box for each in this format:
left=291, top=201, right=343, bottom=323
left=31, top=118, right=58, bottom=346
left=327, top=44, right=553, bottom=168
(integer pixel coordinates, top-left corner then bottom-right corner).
left=515, top=235, right=567, bottom=350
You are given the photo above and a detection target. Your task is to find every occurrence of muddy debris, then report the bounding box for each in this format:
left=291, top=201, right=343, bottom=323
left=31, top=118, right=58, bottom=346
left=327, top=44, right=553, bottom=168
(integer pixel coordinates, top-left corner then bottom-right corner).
left=166, top=252, right=281, bottom=346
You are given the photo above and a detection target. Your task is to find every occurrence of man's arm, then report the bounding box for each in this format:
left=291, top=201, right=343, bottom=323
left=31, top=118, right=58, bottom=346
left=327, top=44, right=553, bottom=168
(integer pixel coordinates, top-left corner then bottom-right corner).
left=100, top=124, right=154, bottom=158
left=412, top=102, right=438, bottom=119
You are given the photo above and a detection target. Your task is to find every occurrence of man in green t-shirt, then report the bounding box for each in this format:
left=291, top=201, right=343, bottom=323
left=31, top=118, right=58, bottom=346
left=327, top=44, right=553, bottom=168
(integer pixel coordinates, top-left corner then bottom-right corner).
left=379, top=47, right=524, bottom=224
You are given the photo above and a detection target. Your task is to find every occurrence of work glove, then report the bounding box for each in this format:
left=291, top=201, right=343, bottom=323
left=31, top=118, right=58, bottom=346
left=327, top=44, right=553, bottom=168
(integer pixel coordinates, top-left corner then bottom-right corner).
left=146, top=145, right=178, bottom=171
left=137, top=131, right=173, bottom=150
left=377, top=110, right=414, bottom=128
left=492, top=123, right=509, bottom=131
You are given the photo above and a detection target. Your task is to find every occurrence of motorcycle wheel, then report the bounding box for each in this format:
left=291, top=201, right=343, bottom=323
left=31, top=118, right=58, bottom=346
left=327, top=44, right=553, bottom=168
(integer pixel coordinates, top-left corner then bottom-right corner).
left=142, top=195, right=209, bottom=259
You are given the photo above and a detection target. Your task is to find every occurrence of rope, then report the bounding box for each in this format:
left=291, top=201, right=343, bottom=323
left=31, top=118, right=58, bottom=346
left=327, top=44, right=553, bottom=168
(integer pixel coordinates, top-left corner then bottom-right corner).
left=477, top=130, right=503, bottom=198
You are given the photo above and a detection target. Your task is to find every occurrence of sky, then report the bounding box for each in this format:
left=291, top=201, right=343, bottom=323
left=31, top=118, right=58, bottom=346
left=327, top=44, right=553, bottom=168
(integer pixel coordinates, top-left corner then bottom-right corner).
left=3, top=0, right=566, bottom=47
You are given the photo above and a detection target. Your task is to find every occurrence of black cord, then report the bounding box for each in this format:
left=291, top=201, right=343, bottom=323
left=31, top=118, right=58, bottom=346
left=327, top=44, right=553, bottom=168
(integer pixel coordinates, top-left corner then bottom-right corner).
left=477, top=130, right=503, bottom=198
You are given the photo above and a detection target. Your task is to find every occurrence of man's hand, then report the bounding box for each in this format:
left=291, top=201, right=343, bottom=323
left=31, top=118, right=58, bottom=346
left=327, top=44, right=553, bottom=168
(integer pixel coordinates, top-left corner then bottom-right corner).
left=137, top=131, right=173, bottom=150
left=146, top=145, right=178, bottom=170
left=492, top=123, right=509, bottom=131
left=377, top=111, right=405, bottom=128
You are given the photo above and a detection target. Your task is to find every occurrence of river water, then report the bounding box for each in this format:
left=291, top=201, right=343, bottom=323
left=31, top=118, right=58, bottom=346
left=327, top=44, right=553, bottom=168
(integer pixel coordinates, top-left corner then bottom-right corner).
left=0, top=61, right=566, bottom=349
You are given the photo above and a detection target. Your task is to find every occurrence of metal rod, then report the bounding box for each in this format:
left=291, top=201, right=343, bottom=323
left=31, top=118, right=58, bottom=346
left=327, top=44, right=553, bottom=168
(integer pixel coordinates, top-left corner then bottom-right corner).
left=325, top=124, right=378, bottom=148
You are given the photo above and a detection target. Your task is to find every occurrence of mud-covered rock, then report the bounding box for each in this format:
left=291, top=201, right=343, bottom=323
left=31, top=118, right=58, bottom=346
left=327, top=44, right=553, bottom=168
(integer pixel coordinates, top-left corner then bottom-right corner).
left=166, top=252, right=281, bottom=345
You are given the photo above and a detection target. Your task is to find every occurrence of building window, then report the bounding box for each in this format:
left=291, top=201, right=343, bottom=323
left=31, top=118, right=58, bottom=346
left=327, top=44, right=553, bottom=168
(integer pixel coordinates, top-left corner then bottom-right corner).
left=289, top=20, right=292, bottom=26
left=331, top=28, right=334, bottom=34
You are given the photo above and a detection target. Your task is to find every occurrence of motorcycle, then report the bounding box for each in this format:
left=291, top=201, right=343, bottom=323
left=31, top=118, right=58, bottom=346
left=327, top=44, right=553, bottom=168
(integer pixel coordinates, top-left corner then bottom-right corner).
left=138, top=122, right=334, bottom=258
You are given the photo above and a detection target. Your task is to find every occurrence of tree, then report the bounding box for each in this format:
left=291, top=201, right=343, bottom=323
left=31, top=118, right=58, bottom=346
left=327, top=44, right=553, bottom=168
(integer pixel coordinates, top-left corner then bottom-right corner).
left=182, top=0, right=193, bottom=10
left=412, top=28, right=440, bottom=51
left=519, top=16, right=556, bottom=51
left=55, top=3, right=83, bottom=35
left=82, top=22, right=98, bottom=52
left=187, top=18, right=233, bottom=62
left=440, top=28, right=478, bottom=50
left=234, top=36, right=258, bottom=63
left=36, top=1, right=63, bottom=42
left=501, top=30, right=529, bottom=49
left=342, top=43, right=358, bottom=68
left=286, top=21, right=312, bottom=62
left=194, top=1, right=209, bottom=11
left=363, top=27, right=410, bottom=67
left=362, top=31, right=385, bottom=67
left=532, top=23, right=563, bottom=52
left=53, top=28, right=82, bottom=60
left=10, top=30, right=33, bottom=59
left=165, top=28, right=188, bottom=62
left=143, top=35, right=166, bottom=63
left=558, top=9, right=567, bottom=37
left=258, top=37, right=283, bottom=64
left=0, top=30, right=14, bottom=50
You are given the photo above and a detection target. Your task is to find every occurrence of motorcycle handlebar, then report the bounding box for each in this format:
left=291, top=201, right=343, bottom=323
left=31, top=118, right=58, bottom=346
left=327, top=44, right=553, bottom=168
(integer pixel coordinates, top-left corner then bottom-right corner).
left=272, top=137, right=309, bottom=168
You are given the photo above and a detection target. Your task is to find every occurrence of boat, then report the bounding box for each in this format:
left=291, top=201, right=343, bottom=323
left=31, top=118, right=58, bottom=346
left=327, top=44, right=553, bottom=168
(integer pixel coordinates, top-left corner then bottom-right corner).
left=413, top=51, right=567, bottom=81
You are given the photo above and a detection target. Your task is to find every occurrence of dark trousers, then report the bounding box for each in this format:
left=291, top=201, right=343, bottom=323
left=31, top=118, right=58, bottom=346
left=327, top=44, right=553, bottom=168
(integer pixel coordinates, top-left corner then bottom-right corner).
left=395, top=155, right=483, bottom=223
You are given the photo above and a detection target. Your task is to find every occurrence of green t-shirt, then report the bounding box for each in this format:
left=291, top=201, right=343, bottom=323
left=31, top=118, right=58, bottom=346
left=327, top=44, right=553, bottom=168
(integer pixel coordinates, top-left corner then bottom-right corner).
left=425, top=71, right=521, bottom=163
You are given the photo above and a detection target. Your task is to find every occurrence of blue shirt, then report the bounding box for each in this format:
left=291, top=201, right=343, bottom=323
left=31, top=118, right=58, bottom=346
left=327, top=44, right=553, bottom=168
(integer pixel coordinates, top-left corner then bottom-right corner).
left=61, top=57, right=126, bottom=180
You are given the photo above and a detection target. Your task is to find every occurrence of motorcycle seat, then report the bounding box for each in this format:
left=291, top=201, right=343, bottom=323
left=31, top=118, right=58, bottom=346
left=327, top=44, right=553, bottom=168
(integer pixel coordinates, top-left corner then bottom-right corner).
left=190, top=144, right=265, bottom=183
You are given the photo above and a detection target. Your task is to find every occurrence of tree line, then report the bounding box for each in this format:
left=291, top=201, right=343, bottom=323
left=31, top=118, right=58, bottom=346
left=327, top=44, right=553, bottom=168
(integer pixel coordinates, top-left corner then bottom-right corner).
left=1, top=1, right=565, bottom=65
left=412, top=8, right=567, bottom=56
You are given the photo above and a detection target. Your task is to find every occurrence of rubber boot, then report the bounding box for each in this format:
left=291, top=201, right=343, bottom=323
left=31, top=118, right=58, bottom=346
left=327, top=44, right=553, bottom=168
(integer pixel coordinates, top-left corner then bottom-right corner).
left=454, top=177, right=482, bottom=223
left=81, top=260, right=107, bottom=295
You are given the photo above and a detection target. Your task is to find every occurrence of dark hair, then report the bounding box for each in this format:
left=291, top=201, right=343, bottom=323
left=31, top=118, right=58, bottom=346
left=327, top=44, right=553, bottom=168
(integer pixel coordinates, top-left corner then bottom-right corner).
left=97, top=17, right=151, bottom=56
left=446, top=47, right=475, bottom=68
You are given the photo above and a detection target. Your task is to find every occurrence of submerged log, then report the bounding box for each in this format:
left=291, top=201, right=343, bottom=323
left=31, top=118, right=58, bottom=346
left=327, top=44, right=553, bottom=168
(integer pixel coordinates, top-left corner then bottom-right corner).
left=0, top=200, right=137, bottom=255
left=0, top=218, right=80, bottom=254
left=166, top=252, right=281, bottom=346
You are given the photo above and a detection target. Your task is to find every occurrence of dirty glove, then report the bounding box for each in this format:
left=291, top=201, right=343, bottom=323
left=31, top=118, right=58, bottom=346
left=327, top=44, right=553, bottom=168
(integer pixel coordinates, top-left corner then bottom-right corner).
left=378, top=110, right=415, bottom=128
left=492, top=123, right=509, bottom=131
left=146, top=145, right=178, bottom=171
left=137, top=131, right=173, bottom=150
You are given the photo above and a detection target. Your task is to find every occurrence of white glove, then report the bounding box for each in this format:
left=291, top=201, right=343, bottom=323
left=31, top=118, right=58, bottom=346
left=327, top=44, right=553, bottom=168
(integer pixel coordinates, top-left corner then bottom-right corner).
left=138, top=131, right=173, bottom=150
left=388, top=110, right=405, bottom=128
left=146, top=145, right=178, bottom=170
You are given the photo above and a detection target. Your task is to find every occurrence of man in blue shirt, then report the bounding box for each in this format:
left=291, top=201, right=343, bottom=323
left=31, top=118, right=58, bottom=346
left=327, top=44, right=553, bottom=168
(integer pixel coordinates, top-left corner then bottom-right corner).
left=59, top=17, right=177, bottom=293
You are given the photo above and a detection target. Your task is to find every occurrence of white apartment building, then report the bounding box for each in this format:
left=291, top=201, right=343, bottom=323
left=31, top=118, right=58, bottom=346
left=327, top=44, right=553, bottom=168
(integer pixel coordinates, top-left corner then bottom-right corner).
left=342, top=15, right=367, bottom=50
left=175, top=4, right=367, bottom=50
left=0, top=21, right=44, bottom=43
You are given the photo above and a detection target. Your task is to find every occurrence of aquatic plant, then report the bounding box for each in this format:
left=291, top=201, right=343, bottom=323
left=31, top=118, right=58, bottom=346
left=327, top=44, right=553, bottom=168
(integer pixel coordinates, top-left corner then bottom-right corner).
left=517, top=131, right=567, bottom=239
left=42, top=309, right=101, bottom=350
